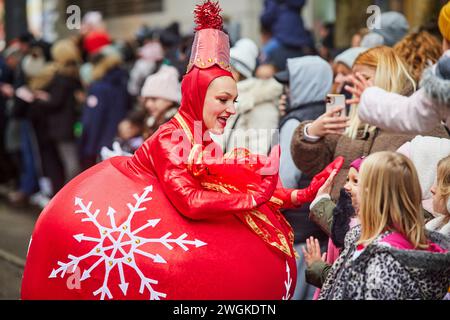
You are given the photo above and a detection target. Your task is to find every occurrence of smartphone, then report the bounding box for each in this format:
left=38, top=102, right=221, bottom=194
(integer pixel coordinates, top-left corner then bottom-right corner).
left=326, top=94, right=346, bottom=117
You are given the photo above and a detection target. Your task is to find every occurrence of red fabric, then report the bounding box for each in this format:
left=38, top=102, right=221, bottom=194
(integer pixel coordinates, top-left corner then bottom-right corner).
left=179, top=66, right=232, bottom=140
left=21, top=156, right=296, bottom=299
left=21, top=66, right=299, bottom=300
left=83, top=31, right=111, bottom=55
left=194, top=0, right=223, bottom=31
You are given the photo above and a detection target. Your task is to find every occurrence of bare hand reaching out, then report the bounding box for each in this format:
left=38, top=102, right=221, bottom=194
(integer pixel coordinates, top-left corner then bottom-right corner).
left=316, top=169, right=337, bottom=199
left=302, top=237, right=326, bottom=268
left=345, top=72, right=374, bottom=105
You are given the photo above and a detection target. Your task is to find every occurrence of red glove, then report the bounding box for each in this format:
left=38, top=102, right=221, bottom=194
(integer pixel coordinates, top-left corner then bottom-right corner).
left=296, top=156, right=345, bottom=205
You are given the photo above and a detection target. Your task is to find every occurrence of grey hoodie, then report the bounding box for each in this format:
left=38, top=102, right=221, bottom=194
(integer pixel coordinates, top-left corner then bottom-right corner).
left=280, top=56, right=332, bottom=189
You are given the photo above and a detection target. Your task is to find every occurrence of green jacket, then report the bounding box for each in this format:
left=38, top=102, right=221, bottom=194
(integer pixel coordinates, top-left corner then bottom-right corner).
left=305, top=197, right=335, bottom=288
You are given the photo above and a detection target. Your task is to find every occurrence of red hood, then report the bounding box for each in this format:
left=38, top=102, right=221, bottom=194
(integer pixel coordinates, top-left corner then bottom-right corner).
left=178, top=65, right=232, bottom=144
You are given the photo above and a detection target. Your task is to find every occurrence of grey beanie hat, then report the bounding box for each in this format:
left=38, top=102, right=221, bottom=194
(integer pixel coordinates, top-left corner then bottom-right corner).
left=373, top=11, right=410, bottom=47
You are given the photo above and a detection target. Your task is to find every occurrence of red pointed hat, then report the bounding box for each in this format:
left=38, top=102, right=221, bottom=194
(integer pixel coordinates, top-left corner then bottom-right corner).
left=178, top=0, right=233, bottom=140
left=186, top=0, right=231, bottom=73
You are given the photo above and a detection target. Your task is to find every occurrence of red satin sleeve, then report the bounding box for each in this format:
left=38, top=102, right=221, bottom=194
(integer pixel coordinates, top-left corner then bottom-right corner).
left=149, top=129, right=255, bottom=220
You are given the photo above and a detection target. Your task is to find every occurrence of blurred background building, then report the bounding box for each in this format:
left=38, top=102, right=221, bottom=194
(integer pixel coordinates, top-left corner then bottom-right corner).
left=1, top=0, right=447, bottom=51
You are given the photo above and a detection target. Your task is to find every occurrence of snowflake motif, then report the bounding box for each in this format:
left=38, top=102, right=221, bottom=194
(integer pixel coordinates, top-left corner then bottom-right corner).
left=48, top=185, right=207, bottom=300
left=282, top=261, right=292, bottom=300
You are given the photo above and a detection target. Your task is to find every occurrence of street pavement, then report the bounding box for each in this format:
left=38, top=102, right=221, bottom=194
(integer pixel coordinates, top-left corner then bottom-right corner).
left=0, top=200, right=40, bottom=300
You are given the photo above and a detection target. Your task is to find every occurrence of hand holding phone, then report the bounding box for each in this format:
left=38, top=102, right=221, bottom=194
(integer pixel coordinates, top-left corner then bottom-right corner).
left=326, top=94, right=346, bottom=117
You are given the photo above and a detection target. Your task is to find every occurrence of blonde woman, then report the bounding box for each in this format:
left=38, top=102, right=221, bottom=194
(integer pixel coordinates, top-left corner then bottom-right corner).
left=429, top=156, right=450, bottom=237
left=319, top=152, right=450, bottom=300
left=291, top=46, right=449, bottom=200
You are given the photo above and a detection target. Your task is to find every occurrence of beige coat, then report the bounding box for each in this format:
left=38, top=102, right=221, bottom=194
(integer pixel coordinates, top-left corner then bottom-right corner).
left=214, top=77, right=282, bottom=155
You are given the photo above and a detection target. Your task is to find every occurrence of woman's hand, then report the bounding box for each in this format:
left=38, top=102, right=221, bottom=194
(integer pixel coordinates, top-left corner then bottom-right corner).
left=278, top=94, right=287, bottom=117
left=295, top=156, right=344, bottom=206
left=316, top=169, right=337, bottom=199
left=34, top=90, right=50, bottom=102
left=307, top=106, right=350, bottom=138
left=0, top=83, right=14, bottom=98
left=302, top=237, right=326, bottom=268
left=345, top=72, right=374, bottom=105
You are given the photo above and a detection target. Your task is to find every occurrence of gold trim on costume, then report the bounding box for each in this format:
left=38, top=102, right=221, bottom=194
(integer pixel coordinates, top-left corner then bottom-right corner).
left=269, top=196, right=284, bottom=207
left=187, top=144, right=203, bottom=176
left=174, top=113, right=194, bottom=145
left=245, top=211, right=292, bottom=257
left=172, top=114, right=294, bottom=258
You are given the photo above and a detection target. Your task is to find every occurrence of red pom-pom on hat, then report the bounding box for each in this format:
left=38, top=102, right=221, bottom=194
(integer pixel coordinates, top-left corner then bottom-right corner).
left=187, top=0, right=230, bottom=73
left=194, top=0, right=223, bottom=31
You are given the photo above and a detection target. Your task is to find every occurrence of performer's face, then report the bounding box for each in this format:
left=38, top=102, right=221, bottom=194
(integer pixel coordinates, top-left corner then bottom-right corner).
left=203, top=76, right=238, bottom=135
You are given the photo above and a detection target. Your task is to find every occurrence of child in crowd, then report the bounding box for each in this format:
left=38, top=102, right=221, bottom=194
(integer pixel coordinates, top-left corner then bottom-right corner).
left=303, top=157, right=364, bottom=294
left=429, top=155, right=450, bottom=237
left=116, top=110, right=145, bottom=154
left=140, top=65, right=181, bottom=138
left=307, top=152, right=449, bottom=300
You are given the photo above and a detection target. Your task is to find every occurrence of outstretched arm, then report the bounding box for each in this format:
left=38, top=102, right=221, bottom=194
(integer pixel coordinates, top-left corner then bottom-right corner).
left=346, top=73, right=441, bottom=134
left=150, top=131, right=277, bottom=220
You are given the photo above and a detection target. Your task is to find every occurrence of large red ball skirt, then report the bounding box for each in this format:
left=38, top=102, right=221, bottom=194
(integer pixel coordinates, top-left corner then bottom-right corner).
left=21, top=157, right=297, bottom=300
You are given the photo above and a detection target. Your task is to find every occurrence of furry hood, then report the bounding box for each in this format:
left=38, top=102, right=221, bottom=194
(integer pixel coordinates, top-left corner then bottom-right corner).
left=420, top=51, right=450, bottom=107
left=92, top=53, right=122, bottom=82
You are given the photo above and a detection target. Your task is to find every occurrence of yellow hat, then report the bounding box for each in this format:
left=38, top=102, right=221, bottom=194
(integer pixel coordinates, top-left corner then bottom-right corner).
left=439, top=1, right=450, bottom=41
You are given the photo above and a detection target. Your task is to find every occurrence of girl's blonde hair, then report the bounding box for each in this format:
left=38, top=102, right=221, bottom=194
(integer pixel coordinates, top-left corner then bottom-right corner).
left=357, top=151, right=429, bottom=249
left=347, top=46, right=416, bottom=139
left=436, top=156, right=450, bottom=221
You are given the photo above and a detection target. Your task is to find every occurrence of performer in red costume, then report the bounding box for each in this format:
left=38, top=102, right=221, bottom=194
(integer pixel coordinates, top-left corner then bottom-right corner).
left=21, top=1, right=343, bottom=300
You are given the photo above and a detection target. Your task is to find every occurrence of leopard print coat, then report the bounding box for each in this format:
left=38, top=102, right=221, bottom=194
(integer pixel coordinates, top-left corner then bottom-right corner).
left=319, top=226, right=450, bottom=300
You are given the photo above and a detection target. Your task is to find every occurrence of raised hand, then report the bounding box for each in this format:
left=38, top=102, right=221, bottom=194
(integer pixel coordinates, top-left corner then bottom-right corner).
left=344, top=72, right=374, bottom=106
left=295, top=157, right=344, bottom=206
left=302, top=237, right=326, bottom=268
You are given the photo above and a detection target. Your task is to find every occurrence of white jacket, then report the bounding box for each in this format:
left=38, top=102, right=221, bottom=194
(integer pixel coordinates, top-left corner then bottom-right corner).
left=214, top=77, right=282, bottom=155
left=358, top=51, right=450, bottom=134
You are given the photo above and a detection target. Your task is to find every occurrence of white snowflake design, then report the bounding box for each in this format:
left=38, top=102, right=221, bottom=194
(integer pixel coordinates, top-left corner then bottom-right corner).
left=48, top=185, right=207, bottom=300
left=282, top=261, right=292, bottom=300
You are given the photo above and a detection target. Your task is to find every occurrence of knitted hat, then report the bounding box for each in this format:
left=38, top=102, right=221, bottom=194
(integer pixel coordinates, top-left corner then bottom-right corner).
left=334, top=47, right=368, bottom=69
left=138, top=42, right=164, bottom=62
left=141, top=65, right=181, bottom=103
left=82, top=11, right=103, bottom=29
left=350, top=157, right=365, bottom=172
left=83, top=31, right=111, bottom=55
left=439, top=1, right=450, bottom=42
left=373, top=11, right=409, bottom=47
left=230, top=38, right=259, bottom=79
left=360, top=32, right=385, bottom=48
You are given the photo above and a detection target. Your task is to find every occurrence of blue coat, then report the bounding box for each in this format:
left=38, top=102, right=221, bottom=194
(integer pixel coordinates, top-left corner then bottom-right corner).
left=260, top=0, right=313, bottom=49
left=81, top=67, right=130, bottom=160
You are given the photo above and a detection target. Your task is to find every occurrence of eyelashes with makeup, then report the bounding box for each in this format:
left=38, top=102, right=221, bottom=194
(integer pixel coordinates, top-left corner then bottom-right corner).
left=218, top=98, right=239, bottom=104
